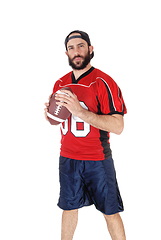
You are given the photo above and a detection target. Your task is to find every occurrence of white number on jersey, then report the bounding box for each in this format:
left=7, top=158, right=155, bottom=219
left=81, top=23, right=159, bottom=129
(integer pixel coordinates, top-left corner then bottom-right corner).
left=61, top=102, right=90, bottom=137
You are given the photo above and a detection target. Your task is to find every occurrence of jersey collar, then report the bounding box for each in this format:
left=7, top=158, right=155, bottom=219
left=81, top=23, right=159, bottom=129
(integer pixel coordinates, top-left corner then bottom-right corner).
left=71, top=67, right=95, bottom=84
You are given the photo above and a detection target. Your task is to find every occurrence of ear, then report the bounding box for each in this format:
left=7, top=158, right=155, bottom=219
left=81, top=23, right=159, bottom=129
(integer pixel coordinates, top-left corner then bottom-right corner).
left=65, top=51, right=68, bottom=56
left=89, top=45, right=94, bottom=54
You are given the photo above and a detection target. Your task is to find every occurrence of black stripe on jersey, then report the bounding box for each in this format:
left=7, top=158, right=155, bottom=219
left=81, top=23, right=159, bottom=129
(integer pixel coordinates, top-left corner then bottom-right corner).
left=96, top=96, right=102, bottom=114
left=107, top=87, right=125, bottom=116
left=118, top=87, right=125, bottom=115
left=99, top=130, right=112, bottom=159
left=99, top=78, right=125, bottom=116
left=96, top=96, right=112, bottom=159
left=99, top=78, right=116, bottom=113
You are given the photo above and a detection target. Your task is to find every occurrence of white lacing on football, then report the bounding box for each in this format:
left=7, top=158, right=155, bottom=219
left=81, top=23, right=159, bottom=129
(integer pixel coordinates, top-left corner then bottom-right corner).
left=54, top=105, right=62, bottom=116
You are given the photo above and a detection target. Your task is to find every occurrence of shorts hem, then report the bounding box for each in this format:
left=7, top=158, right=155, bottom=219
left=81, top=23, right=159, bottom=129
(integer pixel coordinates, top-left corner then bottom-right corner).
left=96, top=207, right=124, bottom=215
left=57, top=202, right=94, bottom=211
left=57, top=202, right=124, bottom=215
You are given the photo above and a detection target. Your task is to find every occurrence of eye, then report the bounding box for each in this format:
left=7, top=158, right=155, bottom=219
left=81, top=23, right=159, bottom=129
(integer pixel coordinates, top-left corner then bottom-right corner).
left=68, top=46, right=73, bottom=50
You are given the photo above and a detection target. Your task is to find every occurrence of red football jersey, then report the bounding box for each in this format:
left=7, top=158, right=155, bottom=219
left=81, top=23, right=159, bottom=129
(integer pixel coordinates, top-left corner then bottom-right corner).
left=53, top=67, right=127, bottom=160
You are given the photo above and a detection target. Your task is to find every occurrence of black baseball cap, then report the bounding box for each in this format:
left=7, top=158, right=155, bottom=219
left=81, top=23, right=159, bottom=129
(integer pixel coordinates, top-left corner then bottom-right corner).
left=65, top=30, right=94, bottom=59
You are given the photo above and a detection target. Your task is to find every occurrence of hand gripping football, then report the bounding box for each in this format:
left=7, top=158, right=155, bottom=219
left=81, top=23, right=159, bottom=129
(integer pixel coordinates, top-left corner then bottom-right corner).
left=47, top=87, right=72, bottom=125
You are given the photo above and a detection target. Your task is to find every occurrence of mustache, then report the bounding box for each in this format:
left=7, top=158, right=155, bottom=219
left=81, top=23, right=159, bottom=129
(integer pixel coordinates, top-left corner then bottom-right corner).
left=72, top=55, right=83, bottom=61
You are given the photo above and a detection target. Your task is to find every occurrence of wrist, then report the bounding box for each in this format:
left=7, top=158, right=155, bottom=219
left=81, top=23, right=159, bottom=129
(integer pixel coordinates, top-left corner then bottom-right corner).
left=77, top=107, right=88, bottom=120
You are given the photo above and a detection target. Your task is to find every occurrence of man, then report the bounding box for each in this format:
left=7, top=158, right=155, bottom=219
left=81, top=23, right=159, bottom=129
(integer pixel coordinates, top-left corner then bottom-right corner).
left=44, top=30, right=127, bottom=240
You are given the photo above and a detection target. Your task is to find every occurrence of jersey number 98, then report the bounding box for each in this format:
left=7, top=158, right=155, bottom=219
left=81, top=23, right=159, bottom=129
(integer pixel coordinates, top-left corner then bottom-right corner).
left=61, top=102, right=90, bottom=137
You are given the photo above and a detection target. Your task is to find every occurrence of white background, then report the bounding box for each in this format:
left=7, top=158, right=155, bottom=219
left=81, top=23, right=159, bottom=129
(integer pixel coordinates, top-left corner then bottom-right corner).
left=0, top=0, right=161, bottom=239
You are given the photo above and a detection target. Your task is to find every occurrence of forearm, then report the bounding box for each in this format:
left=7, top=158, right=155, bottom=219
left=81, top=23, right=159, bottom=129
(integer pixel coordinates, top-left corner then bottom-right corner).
left=77, top=109, right=124, bottom=135
left=55, top=89, right=124, bottom=134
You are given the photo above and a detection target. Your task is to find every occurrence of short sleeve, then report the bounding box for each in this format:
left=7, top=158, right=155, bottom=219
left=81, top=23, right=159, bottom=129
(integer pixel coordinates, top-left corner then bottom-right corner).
left=52, top=80, right=61, bottom=94
left=96, top=76, right=127, bottom=116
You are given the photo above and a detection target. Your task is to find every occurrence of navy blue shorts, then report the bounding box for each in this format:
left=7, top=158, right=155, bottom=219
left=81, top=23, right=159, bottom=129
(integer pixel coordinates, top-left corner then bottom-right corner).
left=57, top=156, right=124, bottom=215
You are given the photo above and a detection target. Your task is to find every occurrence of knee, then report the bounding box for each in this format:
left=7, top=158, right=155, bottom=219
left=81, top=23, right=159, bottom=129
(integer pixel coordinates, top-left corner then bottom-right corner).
left=103, top=212, right=120, bottom=223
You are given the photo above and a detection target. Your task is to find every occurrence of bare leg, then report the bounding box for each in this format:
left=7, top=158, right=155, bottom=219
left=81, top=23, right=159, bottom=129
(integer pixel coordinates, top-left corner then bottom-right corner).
left=61, top=209, right=78, bottom=240
left=103, top=213, right=126, bottom=240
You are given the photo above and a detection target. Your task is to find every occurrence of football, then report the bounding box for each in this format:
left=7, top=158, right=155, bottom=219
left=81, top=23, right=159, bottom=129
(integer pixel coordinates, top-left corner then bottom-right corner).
left=47, top=87, right=72, bottom=125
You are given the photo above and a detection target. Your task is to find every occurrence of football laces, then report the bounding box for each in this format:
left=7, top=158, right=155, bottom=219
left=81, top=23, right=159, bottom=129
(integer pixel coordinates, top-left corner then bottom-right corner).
left=54, top=105, right=62, bottom=116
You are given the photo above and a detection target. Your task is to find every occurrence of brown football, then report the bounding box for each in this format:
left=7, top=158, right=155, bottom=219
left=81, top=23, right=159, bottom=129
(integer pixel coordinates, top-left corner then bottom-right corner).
left=47, top=87, right=72, bottom=125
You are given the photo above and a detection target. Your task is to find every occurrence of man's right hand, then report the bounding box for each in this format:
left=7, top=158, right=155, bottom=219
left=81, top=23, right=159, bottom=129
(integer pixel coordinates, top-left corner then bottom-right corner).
left=44, top=94, right=52, bottom=121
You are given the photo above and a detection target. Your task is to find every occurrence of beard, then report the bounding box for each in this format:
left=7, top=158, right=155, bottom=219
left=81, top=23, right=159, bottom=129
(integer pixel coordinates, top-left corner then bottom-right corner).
left=68, top=50, right=91, bottom=70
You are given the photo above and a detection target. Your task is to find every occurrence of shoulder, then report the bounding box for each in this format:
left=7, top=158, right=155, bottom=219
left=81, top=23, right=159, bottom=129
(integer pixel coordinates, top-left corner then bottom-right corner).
left=53, top=71, right=72, bottom=93
left=55, top=71, right=72, bottom=83
left=94, top=68, right=115, bottom=83
left=94, top=68, right=118, bottom=93
left=57, top=71, right=72, bottom=84
left=94, top=68, right=127, bottom=115
left=60, top=71, right=72, bottom=80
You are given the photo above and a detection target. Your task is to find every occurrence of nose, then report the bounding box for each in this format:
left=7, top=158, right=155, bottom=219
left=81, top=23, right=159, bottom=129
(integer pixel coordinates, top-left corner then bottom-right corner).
left=73, top=46, right=81, bottom=57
